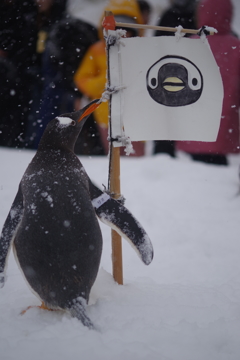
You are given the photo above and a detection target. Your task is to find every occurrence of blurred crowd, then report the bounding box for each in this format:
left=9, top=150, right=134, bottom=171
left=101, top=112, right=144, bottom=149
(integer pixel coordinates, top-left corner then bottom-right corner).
left=0, top=0, right=101, bottom=154
left=0, top=0, right=240, bottom=164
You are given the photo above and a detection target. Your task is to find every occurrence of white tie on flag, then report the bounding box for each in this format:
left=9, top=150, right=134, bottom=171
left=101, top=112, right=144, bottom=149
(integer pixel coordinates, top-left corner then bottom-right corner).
left=107, top=31, right=223, bottom=147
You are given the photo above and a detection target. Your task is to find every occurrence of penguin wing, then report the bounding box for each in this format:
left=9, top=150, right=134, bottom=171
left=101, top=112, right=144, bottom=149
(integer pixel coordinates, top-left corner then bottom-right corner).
left=0, top=186, right=24, bottom=287
left=89, top=182, right=153, bottom=265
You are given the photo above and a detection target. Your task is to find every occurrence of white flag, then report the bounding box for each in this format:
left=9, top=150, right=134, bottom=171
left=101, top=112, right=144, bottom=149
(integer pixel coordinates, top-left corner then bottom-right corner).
left=108, top=33, right=223, bottom=146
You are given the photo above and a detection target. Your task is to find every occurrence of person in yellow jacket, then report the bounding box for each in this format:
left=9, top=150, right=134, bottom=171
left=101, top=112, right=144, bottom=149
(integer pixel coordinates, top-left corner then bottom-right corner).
left=74, top=0, right=144, bottom=155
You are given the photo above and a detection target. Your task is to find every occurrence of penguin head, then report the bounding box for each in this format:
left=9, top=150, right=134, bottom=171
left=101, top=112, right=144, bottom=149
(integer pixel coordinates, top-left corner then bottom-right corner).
left=146, top=56, right=203, bottom=107
left=38, top=99, right=101, bottom=151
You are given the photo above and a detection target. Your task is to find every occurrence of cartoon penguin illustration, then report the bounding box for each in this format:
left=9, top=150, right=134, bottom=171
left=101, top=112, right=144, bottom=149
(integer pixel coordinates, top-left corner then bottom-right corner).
left=0, top=99, right=153, bottom=329
left=146, top=55, right=203, bottom=107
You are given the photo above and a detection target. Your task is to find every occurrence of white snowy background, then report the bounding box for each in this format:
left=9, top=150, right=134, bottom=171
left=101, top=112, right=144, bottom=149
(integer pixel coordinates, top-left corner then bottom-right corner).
left=1, top=1, right=240, bottom=359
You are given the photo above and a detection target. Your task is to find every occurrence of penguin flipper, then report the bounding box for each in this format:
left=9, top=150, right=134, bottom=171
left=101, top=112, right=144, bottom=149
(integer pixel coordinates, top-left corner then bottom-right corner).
left=0, top=186, right=24, bottom=287
left=89, top=182, right=153, bottom=265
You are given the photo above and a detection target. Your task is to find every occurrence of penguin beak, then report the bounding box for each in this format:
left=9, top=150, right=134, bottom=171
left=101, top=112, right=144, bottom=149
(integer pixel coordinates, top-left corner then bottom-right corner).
left=78, top=99, right=101, bottom=122
left=163, top=77, right=185, bottom=92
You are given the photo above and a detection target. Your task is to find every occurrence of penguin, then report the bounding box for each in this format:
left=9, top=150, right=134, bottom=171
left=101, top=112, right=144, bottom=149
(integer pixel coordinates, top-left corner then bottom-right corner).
left=0, top=99, right=153, bottom=329
left=146, top=55, right=203, bottom=107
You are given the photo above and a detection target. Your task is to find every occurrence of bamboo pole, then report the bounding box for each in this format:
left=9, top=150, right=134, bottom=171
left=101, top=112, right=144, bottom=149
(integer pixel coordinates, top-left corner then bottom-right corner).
left=103, top=11, right=124, bottom=285
left=109, top=146, right=123, bottom=285
left=115, top=21, right=216, bottom=36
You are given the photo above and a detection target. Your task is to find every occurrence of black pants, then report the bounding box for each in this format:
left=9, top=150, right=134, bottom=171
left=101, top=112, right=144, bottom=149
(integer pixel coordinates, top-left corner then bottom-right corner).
left=191, top=154, right=228, bottom=166
left=154, top=140, right=175, bottom=157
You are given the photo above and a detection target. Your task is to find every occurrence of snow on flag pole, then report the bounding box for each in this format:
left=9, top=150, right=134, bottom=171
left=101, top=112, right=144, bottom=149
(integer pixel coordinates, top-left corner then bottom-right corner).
left=102, top=12, right=223, bottom=285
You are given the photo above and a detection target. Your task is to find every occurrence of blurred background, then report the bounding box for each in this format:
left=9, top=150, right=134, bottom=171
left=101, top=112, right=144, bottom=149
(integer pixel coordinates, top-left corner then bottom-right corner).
left=67, top=0, right=240, bottom=36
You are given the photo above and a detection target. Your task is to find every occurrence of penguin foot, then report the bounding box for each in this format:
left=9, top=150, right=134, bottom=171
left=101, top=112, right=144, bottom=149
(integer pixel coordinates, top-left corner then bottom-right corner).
left=0, top=272, right=5, bottom=288
left=20, top=302, right=55, bottom=315
left=70, top=299, right=95, bottom=330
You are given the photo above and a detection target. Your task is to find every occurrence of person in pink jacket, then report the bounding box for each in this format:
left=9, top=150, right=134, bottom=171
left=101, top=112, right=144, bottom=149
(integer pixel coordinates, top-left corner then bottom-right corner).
left=177, top=0, right=240, bottom=165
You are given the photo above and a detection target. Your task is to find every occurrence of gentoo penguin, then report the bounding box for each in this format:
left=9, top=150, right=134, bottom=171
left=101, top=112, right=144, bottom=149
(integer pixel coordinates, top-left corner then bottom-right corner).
left=147, top=55, right=203, bottom=107
left=0, top=99, right=153, bottom=329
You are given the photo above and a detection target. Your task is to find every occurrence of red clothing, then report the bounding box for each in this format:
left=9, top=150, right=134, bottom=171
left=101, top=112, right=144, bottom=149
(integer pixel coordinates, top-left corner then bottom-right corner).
left=177, top=0, right=240, bottom=155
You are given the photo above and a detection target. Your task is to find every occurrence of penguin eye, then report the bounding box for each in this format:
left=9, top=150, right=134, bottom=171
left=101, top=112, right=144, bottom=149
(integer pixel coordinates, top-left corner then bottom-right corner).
left=151, top=78, right=157, bottom=87
left=71, top=120, right=76, bottom=126
left=192, top=78, right=198, bottom=86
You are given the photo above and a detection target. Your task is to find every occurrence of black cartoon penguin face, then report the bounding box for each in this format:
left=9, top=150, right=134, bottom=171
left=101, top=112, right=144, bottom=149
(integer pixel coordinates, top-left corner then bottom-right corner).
left=146, top=56, right=203, bottom=107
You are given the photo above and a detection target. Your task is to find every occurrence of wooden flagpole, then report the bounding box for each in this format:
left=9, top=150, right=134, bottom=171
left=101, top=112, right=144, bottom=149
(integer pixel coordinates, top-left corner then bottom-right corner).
left=103, top=11, right=123, bottom=285
left=114, top=22, right=216, bottom=36
left=109, top=146, right=123, bottom=285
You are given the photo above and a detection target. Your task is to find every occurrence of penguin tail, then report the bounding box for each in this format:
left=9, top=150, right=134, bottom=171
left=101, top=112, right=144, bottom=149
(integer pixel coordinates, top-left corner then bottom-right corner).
left=69, top=298, right=95, bottom=330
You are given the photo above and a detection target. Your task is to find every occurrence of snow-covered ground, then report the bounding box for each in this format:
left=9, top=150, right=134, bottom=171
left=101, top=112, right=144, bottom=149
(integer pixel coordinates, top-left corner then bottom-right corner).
left=1, top=148, right=240, bottom=360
